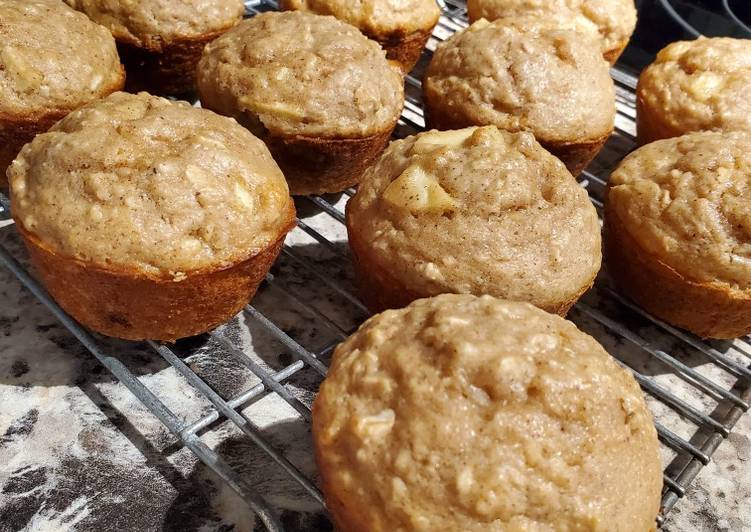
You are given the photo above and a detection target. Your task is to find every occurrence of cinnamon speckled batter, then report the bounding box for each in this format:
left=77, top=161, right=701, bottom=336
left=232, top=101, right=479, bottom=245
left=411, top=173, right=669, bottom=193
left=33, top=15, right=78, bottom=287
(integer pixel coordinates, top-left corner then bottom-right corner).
left=608, top=130, right=751, bottom=289
left=64, top=0, right=245, bottom=48
left=637, top=37, right=751, bottom=141
left=424, top=17, right=614, bottom=145
left=346, top=126, right=601, bottom=313
left=314, top=294, right=662, bottom=532
left=9, top=92, right=293, bottom=275
left=467, top=0, right=637, bottom=61
left=197, top=11, right=404, bottom=139
left=0, top=0, right=123, bottom=116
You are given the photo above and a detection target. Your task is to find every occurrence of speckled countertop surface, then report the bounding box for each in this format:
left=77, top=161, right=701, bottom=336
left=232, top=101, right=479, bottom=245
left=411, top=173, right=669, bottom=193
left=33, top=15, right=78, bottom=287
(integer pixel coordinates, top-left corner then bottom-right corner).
left=0, top=195, right=749, bottom=531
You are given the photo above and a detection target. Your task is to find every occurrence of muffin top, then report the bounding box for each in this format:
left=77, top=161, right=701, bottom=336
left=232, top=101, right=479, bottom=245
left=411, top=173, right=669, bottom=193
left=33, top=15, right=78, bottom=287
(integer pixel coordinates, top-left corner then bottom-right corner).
left=0, top=0, right=123, bottom=118
left=9, top=92, right=294, bottom=278
left=609, top=131, right=751, bottom=289
left=637, top=37, right=751, bottom=137
left=64, top=0, right=245, bottom=49
left=314, top=294, right=662, bottom=532
left=466, top=0, right=636, bottom=58
left=346, top=126, right=601, bottom=312
left=196, top=11, right=404, bottom=138
left=424, top=18, right=614, bottom=144
left=279, top=0, right=440, bottom=38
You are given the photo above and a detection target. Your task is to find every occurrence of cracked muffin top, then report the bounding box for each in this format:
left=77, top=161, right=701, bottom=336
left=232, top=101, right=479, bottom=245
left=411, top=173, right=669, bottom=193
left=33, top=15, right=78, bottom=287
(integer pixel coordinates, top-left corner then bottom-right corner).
left=424, top=17, right=614, bottom=144
left=314, top=293, right=662, bottom=532
left=9, top=92, right=294, bottom=278
left=345, top=126, right=601, bottom=312
left=466, top=0, right=636, bottom=60
left=608, top=130, right=751, bottom=290
left=279, top=0, right=440, bottom=38
left=64, top=0, right=245, bottom=49
left=637, top=37, right=751, bottom=138
left=196, top=11, right=404, bottom=138
left=0, top=0, right=123, bottom=117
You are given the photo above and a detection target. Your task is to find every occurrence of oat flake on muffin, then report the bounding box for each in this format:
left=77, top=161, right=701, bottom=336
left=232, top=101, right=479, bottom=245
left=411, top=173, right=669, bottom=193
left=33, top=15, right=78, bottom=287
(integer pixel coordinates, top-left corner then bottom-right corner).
left=636, top=37, right=751, bottom=145
left=9, top=92, right=295, bottom=340
left=279, top=0, right=440, bottom=72
left=466, top=0, right=637, bottom=64
left=65, top=0, right=245, bottom=48
left=606, top=130, right=751, bottom=339
left=65, top=0, right=245, bottom=94
left=314, top=294, right=662, bottom=532
left=198, top=11, right=403, bottom=139
left=197, top=11, right=404, bottom=195
left=423, top=17, right=615, bottom=176
left=346, top=126, right=601, bottom=315
left=0, top=0, right=124, bottom=179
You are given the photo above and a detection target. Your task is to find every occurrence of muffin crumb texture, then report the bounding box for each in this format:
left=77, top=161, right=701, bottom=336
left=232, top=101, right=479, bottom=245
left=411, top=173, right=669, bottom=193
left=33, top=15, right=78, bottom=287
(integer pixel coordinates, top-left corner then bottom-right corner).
left=608, top=130, right=751, bottom=289
left=347, top=126, right=601, bottom=313
left=9, top=92, right=293, bottom=276
left=280, top=0, right=440, bottom=37
left=314, top=294, right=662, bottom=532
left=637, top=37, right=751, bottom=138
left=466, top=0, right=637, bottom=60
left=424, top=17, right=615, bottom=144
left=64, top=0, right=245, bottom=48
left=197, top=11, right=404, bottom=138
left=0, top=0, right=123, bottom=116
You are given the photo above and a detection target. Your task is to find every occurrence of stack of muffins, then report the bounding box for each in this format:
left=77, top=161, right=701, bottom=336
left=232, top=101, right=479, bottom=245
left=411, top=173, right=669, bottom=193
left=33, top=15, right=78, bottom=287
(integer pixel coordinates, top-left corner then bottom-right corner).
left=7, top=0, right=751, bottom=529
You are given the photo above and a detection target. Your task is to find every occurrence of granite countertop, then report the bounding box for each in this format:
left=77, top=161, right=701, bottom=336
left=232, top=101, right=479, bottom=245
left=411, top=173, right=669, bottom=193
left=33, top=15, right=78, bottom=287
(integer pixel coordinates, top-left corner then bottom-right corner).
left=0, top=197, right=749, bottom=532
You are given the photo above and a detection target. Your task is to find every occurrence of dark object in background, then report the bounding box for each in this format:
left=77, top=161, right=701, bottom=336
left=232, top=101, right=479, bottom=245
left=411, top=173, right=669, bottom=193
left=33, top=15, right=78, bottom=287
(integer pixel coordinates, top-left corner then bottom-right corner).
left=620, top=0, right=751, bottom=72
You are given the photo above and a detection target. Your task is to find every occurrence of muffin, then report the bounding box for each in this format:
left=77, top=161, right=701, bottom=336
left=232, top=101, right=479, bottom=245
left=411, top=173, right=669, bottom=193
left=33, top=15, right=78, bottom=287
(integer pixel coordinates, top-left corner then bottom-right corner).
left=279, top=0, right=440, bottom=73
left=65, top=0, right=245, bottom=95
left=636, top=37, right=751, bottom=145
left=605, top=131, right=751, bottom=339
left=8, top=92, right=295, bottom=341
left=0, top=0, right=124, bottom=185
left=345, top=126, right=602, bottom=315
left=423, top=18, right=615, bottom=176
left=313, top=294, right=663, bottom=532
left=197, top=11, right=405, bottom=196
left=466, top=0, right=637, bottom=64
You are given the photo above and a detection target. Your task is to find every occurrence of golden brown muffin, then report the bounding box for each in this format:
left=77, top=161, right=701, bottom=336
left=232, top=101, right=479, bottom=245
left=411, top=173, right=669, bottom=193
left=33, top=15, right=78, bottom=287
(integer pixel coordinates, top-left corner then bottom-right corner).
left=346, top=126, right=602, bottom=315
left=636, top=37, right=751, bottom=145
left=197, top=11, right=404, bottom=195
left=65, top=0, right=244, bottom=95
left=8, top=92, right=295, bottom=341
left=0, top=0, right=124, bottom=185
left=313, top=294, right=663, bottom=532
left=605, top=131, right=751, bottom=339
left=466, top=0, right=637, bottom=64
left=423, top=18, right=615, bottom=176
left=279, top=0, right=440, bottom=73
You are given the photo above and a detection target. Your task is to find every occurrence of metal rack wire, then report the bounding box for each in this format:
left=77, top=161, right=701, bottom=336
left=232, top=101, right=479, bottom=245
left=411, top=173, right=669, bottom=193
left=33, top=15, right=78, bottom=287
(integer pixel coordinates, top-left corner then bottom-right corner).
left=0, top=1, right=749, bottom=530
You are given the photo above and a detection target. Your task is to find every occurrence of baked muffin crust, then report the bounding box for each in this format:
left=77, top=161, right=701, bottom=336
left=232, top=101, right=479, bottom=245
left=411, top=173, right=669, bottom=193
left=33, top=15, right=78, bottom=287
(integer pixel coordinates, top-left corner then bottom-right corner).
left=636, top=37, right=751, bottom=144
left=608, top=131, right=751, bottom=289
left=64, top=0, right=245, bottom=49
left=314, top=294, right=662, bottom=532
left=9, top=92, right=293, bottom=277
left=346, top=126, right=601, bottom=314
left=423, top=18, right=614, bottom=160
left=0, top=0, right=123, bottom=117
left=278, top=0, right=440, bottom=72
left=197, top=11, right=404, bottom=139
left=466, top=0, right=637, bottom=63
left=279, top=0, right=440, bottom=38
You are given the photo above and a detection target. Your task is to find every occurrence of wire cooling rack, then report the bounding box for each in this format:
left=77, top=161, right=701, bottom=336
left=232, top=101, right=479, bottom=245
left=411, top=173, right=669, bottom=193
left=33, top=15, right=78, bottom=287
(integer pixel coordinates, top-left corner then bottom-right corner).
left=1, top=1, right=750, bottom=530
